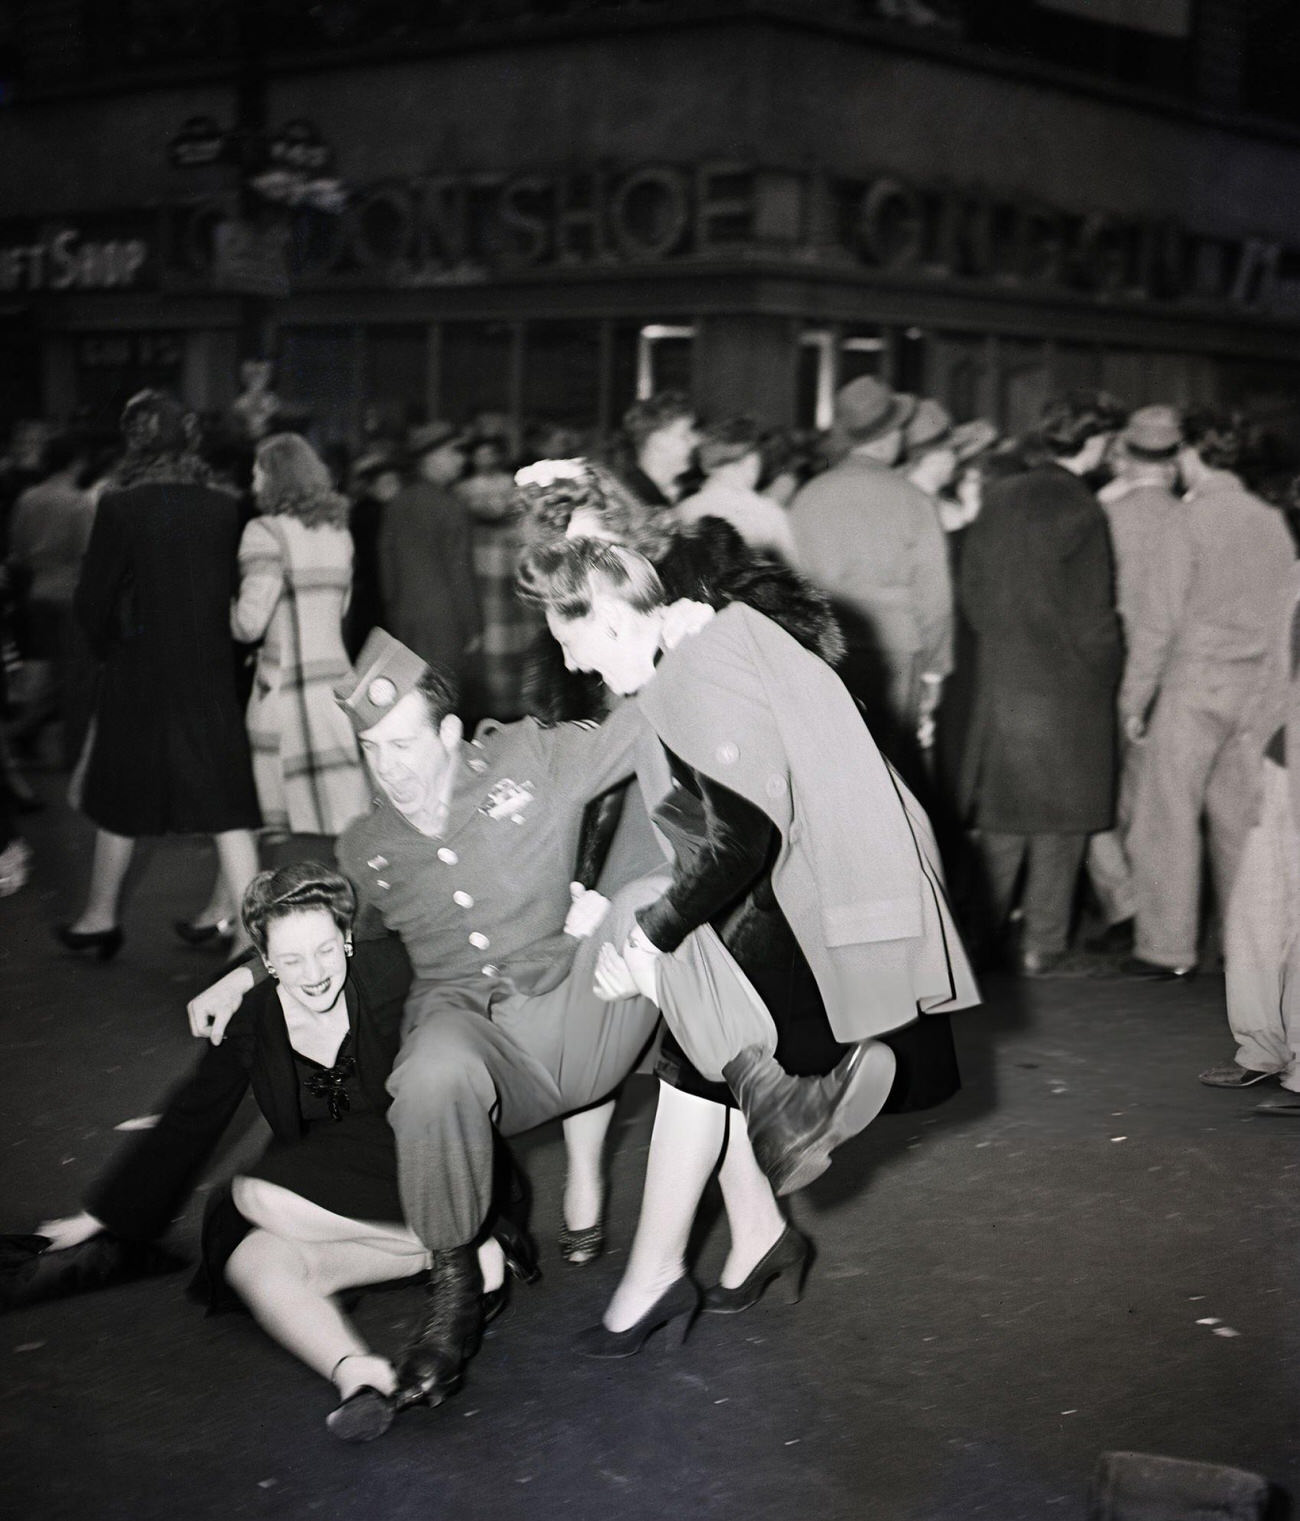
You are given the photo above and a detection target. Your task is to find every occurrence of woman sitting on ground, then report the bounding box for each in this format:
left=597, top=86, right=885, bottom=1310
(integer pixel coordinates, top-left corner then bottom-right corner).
left=35, top=863, right=528, bottom=1443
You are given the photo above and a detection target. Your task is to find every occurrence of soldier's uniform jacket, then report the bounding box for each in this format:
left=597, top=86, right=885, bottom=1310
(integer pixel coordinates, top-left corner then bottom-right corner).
left=336, top=699, right=649, bottom=995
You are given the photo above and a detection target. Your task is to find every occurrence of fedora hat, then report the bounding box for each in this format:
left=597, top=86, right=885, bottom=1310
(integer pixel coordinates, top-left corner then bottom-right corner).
left=1121, top=404, right=1183, bottom=461
left=903, top=398, right=953, bottom=460
left=407, top=419, right=467, bottom=458
left=833, top=376, right=917, bottom=446
left=950, top=418, right=999, bottom=464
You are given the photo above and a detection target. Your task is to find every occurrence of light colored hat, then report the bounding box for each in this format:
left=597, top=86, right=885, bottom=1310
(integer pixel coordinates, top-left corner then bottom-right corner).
left=407, top=419, right=467, bottom=457
left=334, top=628, right=429, bottom=734
left=833, top=376, right=917, bottom=445
left=904, top=398, right=953, bottom=459
left=1121, top=404, right=1183, bottom=460
left=950, top=418, right=999, bottom=463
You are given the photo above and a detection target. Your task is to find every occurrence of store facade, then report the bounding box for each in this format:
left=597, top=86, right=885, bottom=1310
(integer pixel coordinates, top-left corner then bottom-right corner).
left=4, top=8, right=1300, bottom=446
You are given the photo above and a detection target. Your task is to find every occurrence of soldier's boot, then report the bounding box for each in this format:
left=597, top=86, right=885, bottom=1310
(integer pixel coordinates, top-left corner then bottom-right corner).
left=722, top=1040, right=897, bottom=1197
left=395, top=1245, right=484, bottom=1409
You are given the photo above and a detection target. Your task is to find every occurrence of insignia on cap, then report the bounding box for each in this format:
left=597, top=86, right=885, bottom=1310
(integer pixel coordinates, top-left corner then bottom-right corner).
left=334, top=628, right=432, bottom=735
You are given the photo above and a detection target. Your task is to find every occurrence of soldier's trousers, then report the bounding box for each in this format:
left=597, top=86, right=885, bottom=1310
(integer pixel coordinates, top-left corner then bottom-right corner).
left=1224, top=761, right=1300, bottom=1090
left=385, top=875, right=780, bottom=1251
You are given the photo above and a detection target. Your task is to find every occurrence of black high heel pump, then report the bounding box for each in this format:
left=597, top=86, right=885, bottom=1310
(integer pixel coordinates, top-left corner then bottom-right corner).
left=703, top=1224, right=812, bottom=1314
left=172, top=917, right=234, bottom=948
left=573, top=1276, right=700, bottom=1358
left=53, top=924, right=124, bottom=962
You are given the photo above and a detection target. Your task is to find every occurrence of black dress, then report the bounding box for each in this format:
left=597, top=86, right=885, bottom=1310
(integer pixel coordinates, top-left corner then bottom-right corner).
left=248, top=1030, right=403, bottom=1226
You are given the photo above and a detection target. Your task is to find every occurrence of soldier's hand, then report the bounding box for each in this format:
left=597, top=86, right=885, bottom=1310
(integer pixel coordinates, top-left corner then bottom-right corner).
left=564, top=883, right=611, bottom=940
left=187, top=966, right=255, bottom=1044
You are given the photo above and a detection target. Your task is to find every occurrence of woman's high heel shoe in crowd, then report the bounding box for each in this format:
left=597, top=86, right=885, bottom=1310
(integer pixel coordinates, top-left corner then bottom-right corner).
left=574, top=1276, right=700, bottom=1359
left=53, top=924, right=124, bottom=962
left=703, top=1224, right=812, bottom=1315
left=172, top=916, right=234, bottom=949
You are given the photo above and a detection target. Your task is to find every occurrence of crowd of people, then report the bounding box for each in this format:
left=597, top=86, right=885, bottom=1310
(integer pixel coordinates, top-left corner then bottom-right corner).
left=1, top=360, right=1298, bottom=1443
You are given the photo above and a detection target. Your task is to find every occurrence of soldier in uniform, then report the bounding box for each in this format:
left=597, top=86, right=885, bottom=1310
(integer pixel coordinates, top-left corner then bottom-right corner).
left=189, top=629, right=871, bottom=1410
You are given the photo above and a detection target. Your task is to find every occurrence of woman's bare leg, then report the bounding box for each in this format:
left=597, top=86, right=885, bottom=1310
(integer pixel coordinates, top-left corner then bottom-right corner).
left=601, top=1083, right=725, bottom=1332
left=213, top=830, right=259, bottom=950
left=227, top=1177, right=504, bottom=1392
left=71, top=829, right=134, bottom=933
left=228, top=1177, right=429, bottom=1395
left=716, top=1111, right=788, bottom=1288
left=562, top=1097, right=615, bottom=1236
left=225, top=1228, right=407, bottom=1395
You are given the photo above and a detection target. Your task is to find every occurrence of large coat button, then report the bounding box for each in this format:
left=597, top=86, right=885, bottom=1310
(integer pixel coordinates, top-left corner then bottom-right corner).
left=716, top=741, right=739, bottom=766
left=453, top=890, right=474, bottom=908
left=468, top=931, right=490, bottom=950
left=437, top=847, right=459, bottom=864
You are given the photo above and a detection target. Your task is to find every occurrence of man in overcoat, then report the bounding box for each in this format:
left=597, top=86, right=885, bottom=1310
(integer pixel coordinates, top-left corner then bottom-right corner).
left=957, top=395, right=1123, bottom=973
left=789, top=376, right=953, bottom=775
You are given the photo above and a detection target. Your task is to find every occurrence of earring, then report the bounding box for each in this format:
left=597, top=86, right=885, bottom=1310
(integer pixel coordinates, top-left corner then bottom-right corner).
left=344, top=940, right=354, bottom=959
left=264, top=962, right=279, bottom=982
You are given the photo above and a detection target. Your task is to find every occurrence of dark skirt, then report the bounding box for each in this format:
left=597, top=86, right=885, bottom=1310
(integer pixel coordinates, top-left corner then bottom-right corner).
left=190, top=1111, right=405, bottom=1314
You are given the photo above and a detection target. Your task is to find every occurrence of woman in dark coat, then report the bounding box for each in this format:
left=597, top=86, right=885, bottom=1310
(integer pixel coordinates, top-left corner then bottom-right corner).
left=57, top=391, right=261, bottom=959
left=958, top=395, right=1124, bottom=973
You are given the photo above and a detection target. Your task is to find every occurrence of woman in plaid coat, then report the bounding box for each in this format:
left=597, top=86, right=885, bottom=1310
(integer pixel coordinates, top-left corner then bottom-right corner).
left=233, top=434, right=369, bottom=839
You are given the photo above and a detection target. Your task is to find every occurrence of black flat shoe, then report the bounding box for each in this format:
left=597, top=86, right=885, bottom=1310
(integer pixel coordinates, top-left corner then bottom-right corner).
left=703, top=1224, right=812, bottom=1314
left=574, top=1276, right=700, bottom=1359
left=53, top=924, right=123, bottom=962
left=326, top=1386, right=395, bottom=1443
left=172, top=917, right=234, bottom=948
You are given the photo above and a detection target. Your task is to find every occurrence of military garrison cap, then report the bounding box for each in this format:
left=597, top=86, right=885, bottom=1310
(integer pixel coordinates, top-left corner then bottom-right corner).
left=334, top=627, right=429, bottom=733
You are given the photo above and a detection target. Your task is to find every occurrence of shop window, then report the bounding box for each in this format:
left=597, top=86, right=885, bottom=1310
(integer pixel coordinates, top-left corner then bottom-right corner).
left=797, top=331, right=836, bottom=431
left=841, top=330, right=886, bottom=387
left=73, top=331, right=185, bottom=434
left=440, top=322, right=515, bottom=425
left=998, top=338, right=1051, bottom=437
left=367, top=326, right=428, bottom=437
left=636, top=325, right=695, bottom=401
left=278, top=327, right=355, bottom=449
left=522, top=322, right=601, bottom=431
left=927, top=332, right=989, bottom=421
left=796, top=327, right=887, bottom=430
